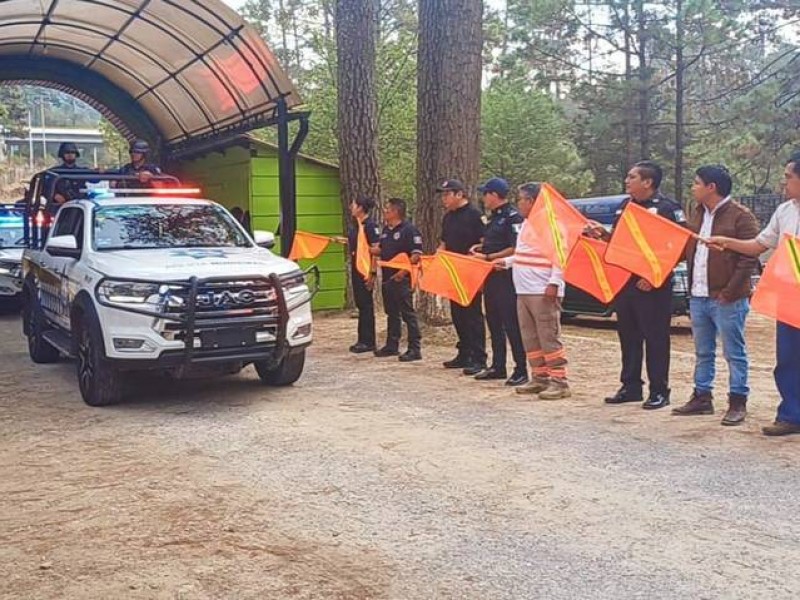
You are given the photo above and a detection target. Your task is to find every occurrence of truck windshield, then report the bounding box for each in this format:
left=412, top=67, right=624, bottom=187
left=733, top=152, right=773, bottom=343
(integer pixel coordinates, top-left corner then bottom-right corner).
left=0, top=210, right=25, bottom=249
left=93, top=204, right=251, bottom=251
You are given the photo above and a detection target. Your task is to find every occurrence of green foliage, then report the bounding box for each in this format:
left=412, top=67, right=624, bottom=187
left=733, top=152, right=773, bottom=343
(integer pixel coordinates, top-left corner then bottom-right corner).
left=481, top=79, right=593, bottom=196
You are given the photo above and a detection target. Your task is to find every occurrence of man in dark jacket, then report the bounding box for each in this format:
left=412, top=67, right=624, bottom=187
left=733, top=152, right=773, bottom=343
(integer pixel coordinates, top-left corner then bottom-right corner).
left=673, top=165, right=760, bottom=425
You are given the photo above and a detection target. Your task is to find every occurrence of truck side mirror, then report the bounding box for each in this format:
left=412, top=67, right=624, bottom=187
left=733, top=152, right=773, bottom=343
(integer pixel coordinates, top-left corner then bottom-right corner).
left=253, top=230, right=275, bottom=249
left=46, top=235, right=81, bottom=259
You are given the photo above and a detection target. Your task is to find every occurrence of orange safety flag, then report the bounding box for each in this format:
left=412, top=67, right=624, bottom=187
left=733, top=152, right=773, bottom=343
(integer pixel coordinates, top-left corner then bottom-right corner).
left=751, top=235, right=800, bottom=328
left=288, top=231, right=332, bottom=261
left=355, top=221, right=373, bottom=281
left=378, top=253, right=421, bottom=288
left=564, top=238, right=631, bottom=304
left=604, top=201, right=692, bottom=288
left=521, top=182, right=588, bottom=269
left=419, top=250, right=494, bottom=307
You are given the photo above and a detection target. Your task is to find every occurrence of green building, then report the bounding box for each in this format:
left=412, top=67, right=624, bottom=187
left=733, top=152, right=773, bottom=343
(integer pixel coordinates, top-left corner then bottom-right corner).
left=174, top=135, right=346, bottom=310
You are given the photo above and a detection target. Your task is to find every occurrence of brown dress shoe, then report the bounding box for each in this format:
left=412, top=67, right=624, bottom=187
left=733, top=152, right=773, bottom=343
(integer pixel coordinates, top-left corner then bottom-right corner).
left=762, top=421, right=800, bottom=436
left=672, top=391, right=714, bottom=416
left=721, top=393, right=747, bottom=426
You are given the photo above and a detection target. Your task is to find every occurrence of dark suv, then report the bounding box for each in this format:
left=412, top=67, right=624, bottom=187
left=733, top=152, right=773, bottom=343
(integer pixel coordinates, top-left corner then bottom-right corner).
left=562, top=195, right=690, bottom=319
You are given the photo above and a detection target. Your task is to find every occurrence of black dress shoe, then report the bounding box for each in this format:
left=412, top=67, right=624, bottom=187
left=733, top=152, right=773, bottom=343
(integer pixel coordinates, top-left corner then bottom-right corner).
left=604, top=387, right=643, bottom=404
left=474, top=367, right=507, bottom=380
left=642, top=390, right=671, bottom=410
left=374, top=346, right=399, bottom=357
left=349, top=342, right=376, bottom=354
left=505, top=372, right=529, bottom=387
left=399, top=349, right=422, bottom=362
left=443, top=355, right=468, bottom=369
left=462, top=363, right=486, bottom=376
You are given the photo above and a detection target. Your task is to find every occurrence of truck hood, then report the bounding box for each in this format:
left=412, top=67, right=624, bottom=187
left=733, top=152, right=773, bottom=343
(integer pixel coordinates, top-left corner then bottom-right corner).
left=85, top=247, right=301, bottom=281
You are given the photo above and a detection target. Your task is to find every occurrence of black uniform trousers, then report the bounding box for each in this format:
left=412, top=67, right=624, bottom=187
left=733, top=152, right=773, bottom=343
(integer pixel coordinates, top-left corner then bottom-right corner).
left=381, top=277, right=421, bottom=352
left=614, top=279, right=672, bottom=394
left=450, top=294, right=487, bottom=366
left=351, top=263, right=375, bottom=347
left=484, top=270, right=527, bottom=374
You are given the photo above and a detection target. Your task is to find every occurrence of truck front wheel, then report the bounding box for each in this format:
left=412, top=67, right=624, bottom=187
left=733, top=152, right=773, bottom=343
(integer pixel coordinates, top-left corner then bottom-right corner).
left=255, top=349, right=305, bottom=386
left=24, top=291, right=60, bottom=364
left=75, top=316, right=122, bottom=407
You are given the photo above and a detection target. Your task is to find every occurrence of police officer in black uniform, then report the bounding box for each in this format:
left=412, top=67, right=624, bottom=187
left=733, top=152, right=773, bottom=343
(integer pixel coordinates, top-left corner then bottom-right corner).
left=587, top=160, right=687, bottom=410
left=116, top=139, right=162, bottom=188
left=471, top=178, right=529, bottom=386
left=347, top=195, right=382, bottom=353
left=375, top=197, right=423, bottom=362
left=437, top=179, right=487, bottom=374
left=50, top=142, right=86, bottom=207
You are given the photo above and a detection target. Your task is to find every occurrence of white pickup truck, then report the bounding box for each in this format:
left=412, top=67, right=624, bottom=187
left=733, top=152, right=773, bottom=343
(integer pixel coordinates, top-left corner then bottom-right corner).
left=21, top=190, right=315, bottom=406
left=0, top=205, right=25, bottom=302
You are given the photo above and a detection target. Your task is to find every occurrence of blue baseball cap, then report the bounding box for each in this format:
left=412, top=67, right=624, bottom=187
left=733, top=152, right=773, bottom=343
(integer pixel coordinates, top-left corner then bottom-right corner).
left=478, top=177, right=510, bottom=198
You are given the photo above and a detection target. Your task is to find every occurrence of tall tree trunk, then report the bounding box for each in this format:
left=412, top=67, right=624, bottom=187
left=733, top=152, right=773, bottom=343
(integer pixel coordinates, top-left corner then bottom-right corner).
left=336, top=0, right=383, bottom=307
left=635, top=0, right=649, bottom=158
left=674, top=0, right=685, bottom=205
left=623, top=0, right=635, bottom=188
left=415, top=0, right=483, bottom=323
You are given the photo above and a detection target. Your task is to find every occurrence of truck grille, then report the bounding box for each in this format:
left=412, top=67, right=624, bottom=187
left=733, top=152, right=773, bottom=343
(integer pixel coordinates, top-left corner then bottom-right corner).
left=163, top=278, right=279, bottom=320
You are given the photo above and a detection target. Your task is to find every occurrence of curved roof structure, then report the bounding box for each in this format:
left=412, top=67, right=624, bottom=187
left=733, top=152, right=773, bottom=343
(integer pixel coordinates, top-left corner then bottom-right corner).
left=0, top=0, right=303, bottom=154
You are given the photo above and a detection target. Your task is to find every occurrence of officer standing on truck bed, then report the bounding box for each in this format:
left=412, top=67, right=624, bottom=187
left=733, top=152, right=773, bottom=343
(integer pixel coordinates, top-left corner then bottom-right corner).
left=50, top=142, right=86, bottom=207
left=116, top=139, right=162, bottom=188
left=586, top=160, right=687, bottom=411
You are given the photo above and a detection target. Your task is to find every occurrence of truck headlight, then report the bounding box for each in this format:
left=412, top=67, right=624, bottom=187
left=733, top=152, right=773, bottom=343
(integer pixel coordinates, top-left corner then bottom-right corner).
left=280, top=271, right=309, bottom=302
left=97, top=280, right=161, bottom=305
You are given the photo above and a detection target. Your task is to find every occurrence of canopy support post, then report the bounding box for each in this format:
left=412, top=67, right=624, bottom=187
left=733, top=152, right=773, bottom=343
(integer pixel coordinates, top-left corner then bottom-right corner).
left=277, top=96, right=309, bottom=259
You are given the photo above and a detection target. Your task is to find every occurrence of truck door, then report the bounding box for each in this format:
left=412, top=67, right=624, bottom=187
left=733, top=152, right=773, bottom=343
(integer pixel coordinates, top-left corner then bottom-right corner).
left=40, top=206, right=84, bottom=328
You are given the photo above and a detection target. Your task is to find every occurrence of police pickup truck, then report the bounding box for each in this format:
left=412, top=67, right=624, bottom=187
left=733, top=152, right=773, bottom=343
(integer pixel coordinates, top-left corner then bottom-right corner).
left=21, top=174, right=316, bottom=406
left=0, top=203, right=25, bottom=304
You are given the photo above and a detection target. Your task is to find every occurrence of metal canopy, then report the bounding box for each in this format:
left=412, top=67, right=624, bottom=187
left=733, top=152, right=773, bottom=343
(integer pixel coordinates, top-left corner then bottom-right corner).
left=0, top=0, right=303, bottom=154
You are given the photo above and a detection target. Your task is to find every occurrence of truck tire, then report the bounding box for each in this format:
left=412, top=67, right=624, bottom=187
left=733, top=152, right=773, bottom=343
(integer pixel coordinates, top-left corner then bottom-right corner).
left=24, top=291, right=60, bottom=364
left=255, top=349, right=305, bottom=386
left=75, top=314, right=122, bottom=407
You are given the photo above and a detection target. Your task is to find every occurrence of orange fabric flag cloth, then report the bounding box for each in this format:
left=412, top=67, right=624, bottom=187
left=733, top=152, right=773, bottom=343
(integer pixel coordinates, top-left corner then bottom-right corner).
left=565, top=237, right=631, bottom=304
left=378, top=253, right=421, bottom=288
left=354, top=221, right=373, bottom=281
left=604, top=201, right=692, bottom=288
left=418, top=250, right=494, bottom=307
left=751, top=235, right=800, bottom=328
left=288, top=231, right=332, bottom=261
left=521, top=182, right=588, bottom=269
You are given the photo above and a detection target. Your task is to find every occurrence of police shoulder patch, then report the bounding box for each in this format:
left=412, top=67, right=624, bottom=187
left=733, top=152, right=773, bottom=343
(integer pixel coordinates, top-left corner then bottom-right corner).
left=674, top=209, right=687, bottom=223
left=413, top=235, right=422, bottom=244
left=512, top=223, right=522, bottom=234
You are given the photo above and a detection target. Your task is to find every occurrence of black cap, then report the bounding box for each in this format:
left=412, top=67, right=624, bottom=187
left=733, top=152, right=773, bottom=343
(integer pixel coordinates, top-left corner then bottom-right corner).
left=436, top=179, right=465, bottom=193
left=478, top=177, right=510, bottom=198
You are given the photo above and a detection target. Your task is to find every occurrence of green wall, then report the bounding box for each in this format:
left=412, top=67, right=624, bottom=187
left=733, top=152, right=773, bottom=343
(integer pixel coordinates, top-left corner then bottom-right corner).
left=175, top=142, right=346, bottom=310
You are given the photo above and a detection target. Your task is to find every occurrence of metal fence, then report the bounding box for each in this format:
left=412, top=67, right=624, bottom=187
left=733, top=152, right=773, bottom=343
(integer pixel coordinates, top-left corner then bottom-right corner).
left=736, top=194, right=785, bottom=227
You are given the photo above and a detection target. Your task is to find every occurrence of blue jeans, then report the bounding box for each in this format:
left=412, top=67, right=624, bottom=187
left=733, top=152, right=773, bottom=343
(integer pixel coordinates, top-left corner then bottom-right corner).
left=690, top=297, right=749, bottom=396
left=776, top=323, right=800, bottom=425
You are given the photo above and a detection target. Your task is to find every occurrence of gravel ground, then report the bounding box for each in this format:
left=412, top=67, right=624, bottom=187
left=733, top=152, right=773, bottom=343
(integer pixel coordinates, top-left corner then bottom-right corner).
left=2, top=308, right=800, bottom=599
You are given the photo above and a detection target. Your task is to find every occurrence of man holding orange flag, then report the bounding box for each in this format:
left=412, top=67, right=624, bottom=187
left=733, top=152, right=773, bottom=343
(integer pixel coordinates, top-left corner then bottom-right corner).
left=471, top=177, right=528, bottom=387
left=586, top=161, right=686, bottom=410
left=437, top=179, right=487, bottom=374
left=495, top=182, right=570, bottom=399
left=672, top=166, right=759, bottom=426
left=346, top=196, right=381, bottom=354
left=375, top=198, right=424, bottom=362
left=709, top=152, right=800, bottom=436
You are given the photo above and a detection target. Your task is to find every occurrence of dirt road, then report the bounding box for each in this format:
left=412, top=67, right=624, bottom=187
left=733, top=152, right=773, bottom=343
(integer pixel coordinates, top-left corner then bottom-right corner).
left=2, top=310, right=800, bottom=599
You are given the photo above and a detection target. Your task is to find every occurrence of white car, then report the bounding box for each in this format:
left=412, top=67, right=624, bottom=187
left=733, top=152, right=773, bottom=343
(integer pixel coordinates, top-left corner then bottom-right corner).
left=22, top=193, right=315, bottom=406
left=0, top=206, right=25, bottom=302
